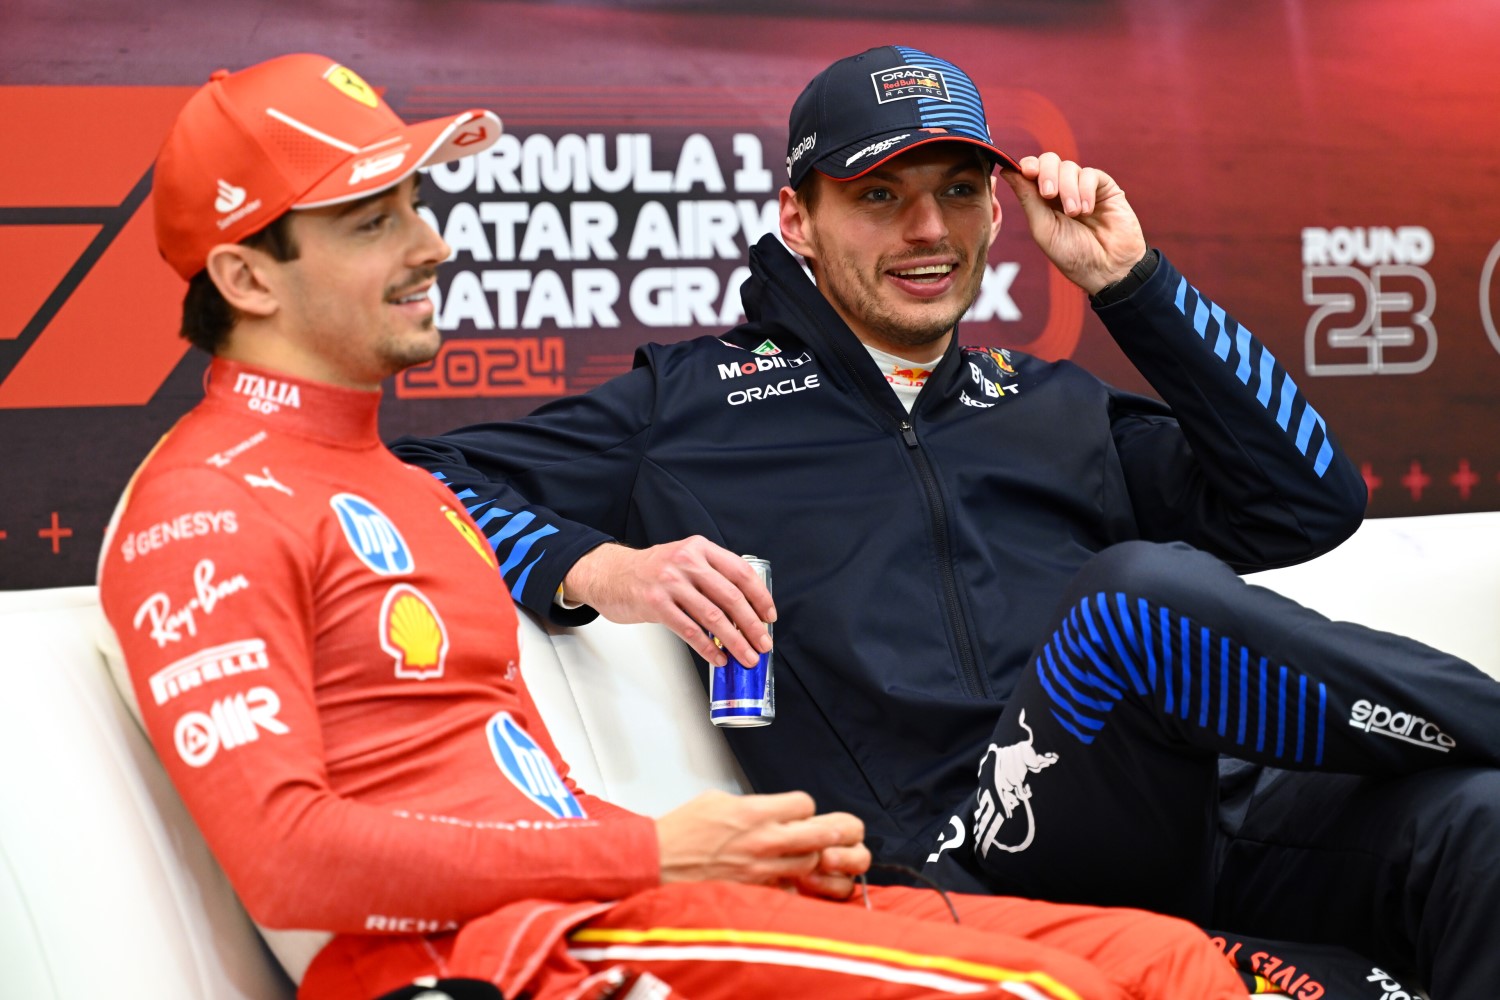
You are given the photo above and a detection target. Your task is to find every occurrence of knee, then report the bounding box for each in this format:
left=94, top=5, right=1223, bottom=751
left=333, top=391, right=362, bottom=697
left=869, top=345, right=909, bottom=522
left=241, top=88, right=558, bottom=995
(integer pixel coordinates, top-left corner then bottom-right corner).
left=1067, top=540, right=1225, bottom=607
left=1426, top=768, right=1500, bottom=844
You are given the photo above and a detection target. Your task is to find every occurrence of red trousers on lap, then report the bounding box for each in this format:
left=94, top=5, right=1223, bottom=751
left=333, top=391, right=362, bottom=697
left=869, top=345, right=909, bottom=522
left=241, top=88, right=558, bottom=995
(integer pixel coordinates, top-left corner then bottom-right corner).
left=306, top=883, right=1244, bottom=1000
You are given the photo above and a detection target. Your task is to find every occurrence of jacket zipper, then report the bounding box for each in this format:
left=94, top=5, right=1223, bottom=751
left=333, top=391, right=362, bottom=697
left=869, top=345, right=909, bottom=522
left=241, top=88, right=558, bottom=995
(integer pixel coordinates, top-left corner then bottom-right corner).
left=760, top=246, right=988, bottom=698
left=897, top=418, right=987, bottom=699
left=813, top=313, right=988, bottom=699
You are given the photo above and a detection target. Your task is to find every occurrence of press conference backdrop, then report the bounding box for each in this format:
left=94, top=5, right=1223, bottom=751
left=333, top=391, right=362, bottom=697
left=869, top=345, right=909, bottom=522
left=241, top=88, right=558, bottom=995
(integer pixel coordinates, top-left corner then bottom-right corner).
left=3, top=0, right=1498, bottom=588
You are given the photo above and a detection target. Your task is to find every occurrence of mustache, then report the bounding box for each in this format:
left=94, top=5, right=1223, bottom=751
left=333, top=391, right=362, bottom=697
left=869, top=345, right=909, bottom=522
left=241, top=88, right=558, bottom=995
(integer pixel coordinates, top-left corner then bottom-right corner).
left=880, top=245, right=970, bottom=270
left=384, top=267, right=439, bottom=300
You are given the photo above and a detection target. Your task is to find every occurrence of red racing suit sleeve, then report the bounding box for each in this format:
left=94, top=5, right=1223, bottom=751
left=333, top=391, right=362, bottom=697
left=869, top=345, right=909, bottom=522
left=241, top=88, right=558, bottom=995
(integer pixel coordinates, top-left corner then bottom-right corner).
left=99, top=464, right=660, bottom=934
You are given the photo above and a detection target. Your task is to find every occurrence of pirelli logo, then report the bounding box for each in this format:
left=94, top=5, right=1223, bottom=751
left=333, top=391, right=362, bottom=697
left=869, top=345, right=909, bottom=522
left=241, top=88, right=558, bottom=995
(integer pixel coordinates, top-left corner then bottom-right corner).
left=148, top=638, right=270, bottom=705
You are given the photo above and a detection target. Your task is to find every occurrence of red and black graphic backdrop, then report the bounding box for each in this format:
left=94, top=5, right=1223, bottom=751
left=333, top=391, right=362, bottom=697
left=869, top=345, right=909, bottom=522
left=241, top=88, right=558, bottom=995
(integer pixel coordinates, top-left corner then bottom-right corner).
left=3, top=0, right=1498, bottom=588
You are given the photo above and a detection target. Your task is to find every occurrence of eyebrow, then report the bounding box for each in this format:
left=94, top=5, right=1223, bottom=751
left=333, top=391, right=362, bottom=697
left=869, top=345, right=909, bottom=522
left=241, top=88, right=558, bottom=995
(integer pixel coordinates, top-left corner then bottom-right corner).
left=862, top=157, right=986, bottom=184
left=332, top=174, right=424, bottom=219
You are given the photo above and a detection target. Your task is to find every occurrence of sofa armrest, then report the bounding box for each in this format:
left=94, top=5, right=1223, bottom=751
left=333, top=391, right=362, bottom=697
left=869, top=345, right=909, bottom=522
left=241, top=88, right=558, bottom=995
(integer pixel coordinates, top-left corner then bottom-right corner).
left=0, top=586, right=295, bottom=1000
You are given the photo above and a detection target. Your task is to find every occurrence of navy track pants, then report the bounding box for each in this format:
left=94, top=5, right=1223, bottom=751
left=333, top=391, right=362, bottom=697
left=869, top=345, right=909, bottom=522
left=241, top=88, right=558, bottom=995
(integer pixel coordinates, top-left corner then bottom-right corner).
left=925, top=541, right=1500, bottom=1000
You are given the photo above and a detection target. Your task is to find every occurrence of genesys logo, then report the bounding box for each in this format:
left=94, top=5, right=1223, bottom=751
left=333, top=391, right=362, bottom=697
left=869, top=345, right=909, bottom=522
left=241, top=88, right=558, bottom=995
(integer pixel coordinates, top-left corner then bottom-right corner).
left=1, top=85, right=196, bottom=410
left=120, top=509, right=239, bottom=562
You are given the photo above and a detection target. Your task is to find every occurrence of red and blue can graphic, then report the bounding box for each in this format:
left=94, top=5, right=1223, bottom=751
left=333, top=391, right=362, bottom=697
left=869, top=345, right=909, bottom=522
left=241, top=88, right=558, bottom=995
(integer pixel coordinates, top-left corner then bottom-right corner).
left=709, top=555, right=775, bottom=727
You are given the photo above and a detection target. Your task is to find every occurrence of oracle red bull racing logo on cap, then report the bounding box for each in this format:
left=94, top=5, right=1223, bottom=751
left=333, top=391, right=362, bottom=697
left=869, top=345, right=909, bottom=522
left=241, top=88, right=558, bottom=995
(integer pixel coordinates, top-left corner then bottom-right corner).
left=872, top=65, right=950, bottom=104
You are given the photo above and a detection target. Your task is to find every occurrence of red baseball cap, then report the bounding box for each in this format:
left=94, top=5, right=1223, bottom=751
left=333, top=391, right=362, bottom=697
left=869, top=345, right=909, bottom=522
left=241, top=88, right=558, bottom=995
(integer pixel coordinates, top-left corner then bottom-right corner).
left=153, top=53, right=501, bottom=279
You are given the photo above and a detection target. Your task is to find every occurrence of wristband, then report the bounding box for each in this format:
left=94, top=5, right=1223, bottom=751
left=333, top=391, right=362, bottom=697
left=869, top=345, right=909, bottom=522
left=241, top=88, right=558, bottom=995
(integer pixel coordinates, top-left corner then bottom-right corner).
left=1090, top=248, right=1159, bottom=306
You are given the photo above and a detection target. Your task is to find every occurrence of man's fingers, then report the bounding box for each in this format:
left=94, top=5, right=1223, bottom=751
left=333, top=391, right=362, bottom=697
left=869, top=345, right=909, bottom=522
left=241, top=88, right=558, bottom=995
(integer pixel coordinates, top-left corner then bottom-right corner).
left=817, top=842, right=872, bottom=877
left=705, top=546, right=778, bottom=624
left=736, top=790, right=818, bottom=823
left=662, top=607, right=730, bottom=665
left=680, top=589, right=765, bottom=667
left=1077, top=165, right=1100, bottom=216
left=1056, top=158, right=1081, bottom=215
left=794, top=870, right=859, bottom=900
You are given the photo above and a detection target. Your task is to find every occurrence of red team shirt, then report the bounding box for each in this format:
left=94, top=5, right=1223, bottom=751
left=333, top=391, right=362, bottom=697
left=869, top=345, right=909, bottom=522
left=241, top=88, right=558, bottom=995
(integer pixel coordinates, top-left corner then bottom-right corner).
left=99, top=358, right=658, bottom=984
left=100, top=358, right=1247, bottom=1000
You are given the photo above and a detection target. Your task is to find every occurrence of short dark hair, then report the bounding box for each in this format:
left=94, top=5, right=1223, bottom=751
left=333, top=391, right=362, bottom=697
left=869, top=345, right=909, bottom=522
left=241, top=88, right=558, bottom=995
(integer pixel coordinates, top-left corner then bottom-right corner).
left=179, top=213, right=300, bottom=354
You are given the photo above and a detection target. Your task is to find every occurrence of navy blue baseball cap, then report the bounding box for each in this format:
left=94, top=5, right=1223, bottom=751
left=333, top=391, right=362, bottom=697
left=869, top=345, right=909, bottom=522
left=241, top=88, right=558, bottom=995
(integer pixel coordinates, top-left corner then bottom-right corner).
left=786, top=45, right=1021, bottom=189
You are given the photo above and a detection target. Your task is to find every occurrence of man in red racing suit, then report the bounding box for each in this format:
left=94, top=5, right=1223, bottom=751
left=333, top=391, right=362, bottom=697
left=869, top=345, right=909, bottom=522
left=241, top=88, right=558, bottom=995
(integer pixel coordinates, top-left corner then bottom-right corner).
left=97, top=52, right=1246, bottom=1000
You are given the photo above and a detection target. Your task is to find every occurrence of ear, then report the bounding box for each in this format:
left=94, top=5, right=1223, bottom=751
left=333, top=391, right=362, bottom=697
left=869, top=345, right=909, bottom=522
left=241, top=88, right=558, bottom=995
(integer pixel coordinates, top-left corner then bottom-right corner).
left=203, top=243, right=280, bottom=320
left=778, top=185, right=815, bottom=260
left=985, top=178, right=1003, bottom=251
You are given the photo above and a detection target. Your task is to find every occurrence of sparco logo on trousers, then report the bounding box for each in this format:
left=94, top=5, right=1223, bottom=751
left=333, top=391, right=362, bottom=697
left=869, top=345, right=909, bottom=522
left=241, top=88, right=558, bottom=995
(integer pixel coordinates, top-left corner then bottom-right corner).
left=973, top=710, right=1059, bottom=856
left=1365, top=967, right=1417, bottom=1000
left=1349, top=699, right=1455, bottom=752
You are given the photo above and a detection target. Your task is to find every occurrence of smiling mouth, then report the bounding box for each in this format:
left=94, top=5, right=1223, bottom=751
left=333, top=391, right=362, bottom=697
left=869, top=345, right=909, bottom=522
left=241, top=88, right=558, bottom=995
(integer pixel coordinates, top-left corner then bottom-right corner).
left=890, top=263, right=955, bottom=283
left=388, top=286, right=432, bottom=306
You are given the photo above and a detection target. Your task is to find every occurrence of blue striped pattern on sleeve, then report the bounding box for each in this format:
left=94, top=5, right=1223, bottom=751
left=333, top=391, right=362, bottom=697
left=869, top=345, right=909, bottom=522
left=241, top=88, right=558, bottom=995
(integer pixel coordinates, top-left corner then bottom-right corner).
left=1172, top=277, right=1335, bottom=478
left=432, top=472, right=558, bottom=603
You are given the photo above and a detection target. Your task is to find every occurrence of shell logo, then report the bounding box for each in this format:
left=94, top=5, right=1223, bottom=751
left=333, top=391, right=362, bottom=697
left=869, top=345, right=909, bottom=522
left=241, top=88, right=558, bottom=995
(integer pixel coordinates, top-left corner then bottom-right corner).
left=379, top=583, right=449, bottom=680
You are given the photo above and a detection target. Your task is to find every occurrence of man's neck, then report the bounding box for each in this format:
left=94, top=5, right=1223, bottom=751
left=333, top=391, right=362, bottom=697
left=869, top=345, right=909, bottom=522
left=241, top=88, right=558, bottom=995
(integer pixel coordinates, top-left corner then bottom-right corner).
left=220, top=326, right=383, bottom=392
left=853, top=331, right=949, bottom=366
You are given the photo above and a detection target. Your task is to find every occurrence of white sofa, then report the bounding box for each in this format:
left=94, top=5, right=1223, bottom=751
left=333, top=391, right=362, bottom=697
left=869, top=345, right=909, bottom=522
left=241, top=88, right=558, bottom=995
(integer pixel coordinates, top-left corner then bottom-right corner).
left=3, top=512, right=1496, bottom=999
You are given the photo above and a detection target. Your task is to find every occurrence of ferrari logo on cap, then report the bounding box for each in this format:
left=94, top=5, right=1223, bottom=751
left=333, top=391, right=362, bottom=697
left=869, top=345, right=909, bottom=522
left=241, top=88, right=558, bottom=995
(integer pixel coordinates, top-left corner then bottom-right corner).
left=324, top=64, right=378, bottom=108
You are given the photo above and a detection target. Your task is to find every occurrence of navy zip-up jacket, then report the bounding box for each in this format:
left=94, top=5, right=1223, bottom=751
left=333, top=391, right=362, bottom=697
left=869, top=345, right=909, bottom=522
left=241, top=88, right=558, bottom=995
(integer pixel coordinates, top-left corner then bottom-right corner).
left=392, top=234, right=1367, bottom=865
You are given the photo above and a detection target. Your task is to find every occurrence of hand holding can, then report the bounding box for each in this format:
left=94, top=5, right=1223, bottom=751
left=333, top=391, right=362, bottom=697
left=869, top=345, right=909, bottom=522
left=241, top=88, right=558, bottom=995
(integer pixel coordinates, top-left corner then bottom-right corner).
left=709, top=556, right=775, bottom=727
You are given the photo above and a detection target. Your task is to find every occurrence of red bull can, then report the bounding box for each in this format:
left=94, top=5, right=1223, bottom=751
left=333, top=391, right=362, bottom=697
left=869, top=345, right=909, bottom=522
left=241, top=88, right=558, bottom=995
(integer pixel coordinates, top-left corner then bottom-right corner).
left=709, top=555, right=775, bottom=727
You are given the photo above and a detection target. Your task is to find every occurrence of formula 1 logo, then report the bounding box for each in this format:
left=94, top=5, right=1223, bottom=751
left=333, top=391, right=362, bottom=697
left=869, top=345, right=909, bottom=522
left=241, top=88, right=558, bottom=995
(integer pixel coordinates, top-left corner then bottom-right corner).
left=1, top=86, right=196, bottom=409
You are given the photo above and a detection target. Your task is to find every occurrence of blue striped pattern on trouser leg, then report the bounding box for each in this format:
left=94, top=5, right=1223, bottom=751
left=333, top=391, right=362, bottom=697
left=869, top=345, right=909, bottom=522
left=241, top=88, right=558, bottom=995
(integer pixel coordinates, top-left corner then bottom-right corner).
left=1035, top=592, right=1328, bottom=766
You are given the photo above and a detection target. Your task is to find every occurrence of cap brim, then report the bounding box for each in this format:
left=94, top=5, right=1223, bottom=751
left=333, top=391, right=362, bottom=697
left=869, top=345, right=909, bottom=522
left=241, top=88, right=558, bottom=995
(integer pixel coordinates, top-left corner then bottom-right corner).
left=815, top=130, right=1021, bottom=183
left=293, top=109, right=501, bottom=209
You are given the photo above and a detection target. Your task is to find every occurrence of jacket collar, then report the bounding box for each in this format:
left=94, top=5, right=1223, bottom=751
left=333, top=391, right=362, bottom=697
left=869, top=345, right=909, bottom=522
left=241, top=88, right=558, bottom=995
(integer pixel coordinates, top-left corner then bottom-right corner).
left=202, top=357, right=383, bottom=448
